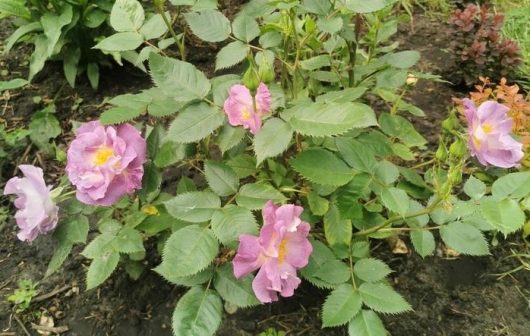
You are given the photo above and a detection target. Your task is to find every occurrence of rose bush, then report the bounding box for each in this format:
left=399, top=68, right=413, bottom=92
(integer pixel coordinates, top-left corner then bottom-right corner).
left=3, top=0, right=530, bottom=335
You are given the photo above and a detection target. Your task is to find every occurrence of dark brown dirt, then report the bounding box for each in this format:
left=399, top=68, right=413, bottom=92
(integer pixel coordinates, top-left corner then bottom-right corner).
left=1, top=8, right=529, bottom=336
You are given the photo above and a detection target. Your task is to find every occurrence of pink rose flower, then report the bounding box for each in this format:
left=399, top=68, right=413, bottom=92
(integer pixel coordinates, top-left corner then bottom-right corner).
left=3, top=165, right=59, bottom=242
left=233, top=201, right=312, bottom=303
left=464, top=99, right=524, bottom=168
left=66, top=121, right=146, bottom=206
left=223, top=83, right=271, bottom=135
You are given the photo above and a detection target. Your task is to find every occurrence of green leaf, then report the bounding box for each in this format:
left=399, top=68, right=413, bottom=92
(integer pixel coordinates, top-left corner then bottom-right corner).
left=410, top=230, right=435, bottom=258
left=316, top=87, right=367, bottom=103
left=236, top=182, right=286, bottom=210
left=380, top=187, right=409, bottom=216
left=374, top=160, right=399, bottom=185
left=165, top=191, right=221, bottom=223
left=232, top=14, right=260, bottom=42
left=55, top=215, right=89, bottom=244
left=254, top=118, right=293, bottom=165
left=226, top=154, right=257, bottom=178
left=28, top=36, right=47, bottom=80
left=160, top=266, right=213, bottom=287
left=100, top=106, right=144, bottom=124
left=300, top=55, right=331, bottom=71
left=110, top=0, right=145, bottom=32
left=0, top=78, right=27, bottom=92
left=172, top=287, right=222, bottom=336
left=359, top=282, right=412, bottom=314
left=215, top=41, right=249, bottom=70
left=384, top=50, right=420, bottom=69
left=291, top=149, right=353, bottom=186
left=354, top=258, right=392, bottom=283
left=214, top=264, right=259, bottom=307
left=81, top=234, right=116, bottom=259
left=87, top=63, right=99, bottom=89
left=344, top=0, right=398, bottom=13
left=348, top=310, right=387, bottom=336
left=211, top=206, right=258, bottom=246
left=440, top=222, right=490, bottom=255
left=211, top=74, right=241, bottom=106
left=491, top=171, right=530, bottom=199
left=41, top=5, right=73, bottom=56
left=379, top=113, right=426, bottom=147
left=184, top=10, right=231, bottom=42
left=84, top=8, right=107, bottom=28
left=217, top=124, right=246, bottom=153
left=0, top=0, right=30, bottom=19
left=302, top=0, right=331, bottom=15
left=86, top=250, right=120, bottom=290
left=463, top=176, right=486, bottom=200
left=313, top=260, right=351, bottom=285
left=113, top=227, right=145, bottom=254
left=336, top=138, right=376, bottom=173
left=45, top=239, right=73, bottom=278
left=29, top=113, right=61, bottom=149
left=324, top=205, right=352, bottom=246
left=149, top=53, right=211, bottom=101
left=317, top=16, right=343, bottom=34
left=4, top=22, right=42, bottom=55
left=286, top=102, right=377, bottom=137
left=140, top=13, right=169, bottom=40
left=155, top=225, right=219, bottom=278
left=481, top=197, right=525, bottom=235
left=94, top=32, right=144, bottom=51
left=154, top=141, right=186, bottom=168
left=307, top=191, right=329, bottom=216
left=205, top=160, right=239, bottom=196
left=300, top=239, right=338, bottom=288
left=63, top=47, right=80, bottom=88
left=167, top=103, right=225, bottom=143
left=322, top=284, right=362, bottom=328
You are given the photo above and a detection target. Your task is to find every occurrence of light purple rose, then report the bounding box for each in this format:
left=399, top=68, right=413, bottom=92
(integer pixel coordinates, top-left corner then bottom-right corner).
left=3, top=165, right=59, bottom=242
left=66, top=121, right=146, bottom=206
left=223, top=83, right=271, bottom=135
left=233, top=201, right=313, bottom=303
left=464, top=99, right=524, bottom=168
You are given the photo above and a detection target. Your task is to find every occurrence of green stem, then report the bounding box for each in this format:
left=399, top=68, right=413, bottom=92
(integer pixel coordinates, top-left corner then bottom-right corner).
left=157, top=4, right=186, bottom=60
left=354, top=198, right=442, bottom=237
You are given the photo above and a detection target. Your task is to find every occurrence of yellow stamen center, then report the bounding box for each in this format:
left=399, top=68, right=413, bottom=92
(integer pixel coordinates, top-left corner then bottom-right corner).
left=93, top=146, right=114, bottom=166
left=142, top=205, right=159, bottom=216
left=278, top=239, right=288, bottom=264
left=241, top=107, right=252, bottom=120
left=482, top=123, right=494, bottom=134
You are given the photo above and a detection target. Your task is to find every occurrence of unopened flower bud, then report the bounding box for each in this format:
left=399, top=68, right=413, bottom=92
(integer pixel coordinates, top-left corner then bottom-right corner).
left=406, top=73, right=418, bottom=86
left=154, top=0, right=165, bottom=9
left=435, top=145, right=448, bottom=161
left=451, top=168, right=462, bottom=184
left=449, top=139, right=467, bottom=158
left=258, top=58, right=275, bottom=83
left=243, top=66, right=260, bottom=91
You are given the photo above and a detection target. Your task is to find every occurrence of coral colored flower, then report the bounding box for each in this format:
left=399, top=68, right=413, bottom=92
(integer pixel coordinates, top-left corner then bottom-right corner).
left=66, top=121, right=146, bottom=206
left=233, top=201, right=312, bottom=303
left=223, top=83, right=271, bottom=135
left=463, top=99, right=523, bottom=168
left=3, top=165, right=59, bottom=242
